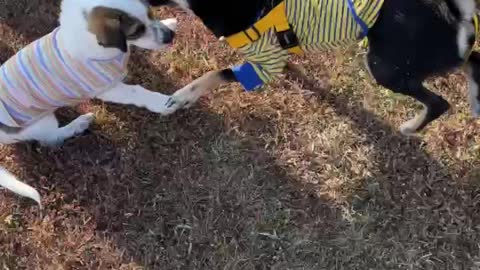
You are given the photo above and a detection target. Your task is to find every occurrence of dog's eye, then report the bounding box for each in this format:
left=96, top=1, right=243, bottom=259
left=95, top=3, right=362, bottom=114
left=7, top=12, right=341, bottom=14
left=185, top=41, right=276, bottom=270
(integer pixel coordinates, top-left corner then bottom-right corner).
left=126, top=24, right=146, bottom=40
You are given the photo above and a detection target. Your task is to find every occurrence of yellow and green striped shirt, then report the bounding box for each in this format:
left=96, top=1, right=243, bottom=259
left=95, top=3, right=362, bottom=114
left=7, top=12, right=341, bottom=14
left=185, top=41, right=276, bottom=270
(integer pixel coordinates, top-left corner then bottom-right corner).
left=232, top=0, right=384, bottom=90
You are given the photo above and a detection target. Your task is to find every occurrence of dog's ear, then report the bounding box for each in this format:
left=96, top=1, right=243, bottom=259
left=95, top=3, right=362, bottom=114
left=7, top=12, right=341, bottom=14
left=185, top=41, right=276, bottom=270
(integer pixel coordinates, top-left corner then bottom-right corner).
left=87, top=7, right=146, bottom=52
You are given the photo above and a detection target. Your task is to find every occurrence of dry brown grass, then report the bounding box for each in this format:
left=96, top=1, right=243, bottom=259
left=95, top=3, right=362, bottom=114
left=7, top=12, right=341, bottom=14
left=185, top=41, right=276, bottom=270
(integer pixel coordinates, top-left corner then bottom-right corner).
left=0, top=1, right=480, bottom=269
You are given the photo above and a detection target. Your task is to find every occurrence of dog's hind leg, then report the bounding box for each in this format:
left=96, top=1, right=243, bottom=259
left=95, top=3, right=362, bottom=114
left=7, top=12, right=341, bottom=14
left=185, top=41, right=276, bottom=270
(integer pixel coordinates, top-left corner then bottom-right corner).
left=367, top=54, right=450, bottom=135
left=18, top=113, right=94, bottom=146
left=466, top=51, right=480, bottom=117
left=0, top=114, right=93, bottom=208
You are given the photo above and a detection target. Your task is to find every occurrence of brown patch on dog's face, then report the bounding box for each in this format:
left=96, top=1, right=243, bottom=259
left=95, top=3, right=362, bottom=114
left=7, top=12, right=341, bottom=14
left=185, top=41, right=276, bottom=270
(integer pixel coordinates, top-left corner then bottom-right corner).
left=147, top=8, right=154, bottom=20
left=87, top=6, right=147, bottom=52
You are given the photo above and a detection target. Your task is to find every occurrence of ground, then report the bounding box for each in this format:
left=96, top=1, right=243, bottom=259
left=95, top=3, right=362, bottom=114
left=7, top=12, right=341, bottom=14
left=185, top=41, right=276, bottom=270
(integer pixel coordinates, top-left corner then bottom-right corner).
left=0, top=1, right=479, bottom=269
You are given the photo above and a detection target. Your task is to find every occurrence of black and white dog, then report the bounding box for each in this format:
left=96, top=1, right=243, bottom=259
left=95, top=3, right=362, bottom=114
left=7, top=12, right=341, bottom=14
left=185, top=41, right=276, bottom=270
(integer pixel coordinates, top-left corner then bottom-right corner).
left=152, top=0, right=480, bottom=135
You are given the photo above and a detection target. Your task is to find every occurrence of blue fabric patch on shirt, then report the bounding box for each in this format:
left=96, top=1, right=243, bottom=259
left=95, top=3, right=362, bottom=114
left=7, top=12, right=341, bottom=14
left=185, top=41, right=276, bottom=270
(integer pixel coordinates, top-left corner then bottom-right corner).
left=346, top=0, right=369, bottom=38
left=232, top=62, right=264, bottom=91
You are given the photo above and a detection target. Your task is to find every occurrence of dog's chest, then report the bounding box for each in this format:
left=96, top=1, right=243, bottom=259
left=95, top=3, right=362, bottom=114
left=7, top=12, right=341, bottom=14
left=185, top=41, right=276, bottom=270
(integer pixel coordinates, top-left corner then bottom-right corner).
left=0, top=29, right=129, bottom=127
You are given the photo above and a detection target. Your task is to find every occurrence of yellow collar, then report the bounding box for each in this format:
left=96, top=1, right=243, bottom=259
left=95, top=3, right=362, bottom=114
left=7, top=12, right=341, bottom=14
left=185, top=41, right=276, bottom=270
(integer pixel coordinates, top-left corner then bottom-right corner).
left=224, top=1, right=304, bottom=55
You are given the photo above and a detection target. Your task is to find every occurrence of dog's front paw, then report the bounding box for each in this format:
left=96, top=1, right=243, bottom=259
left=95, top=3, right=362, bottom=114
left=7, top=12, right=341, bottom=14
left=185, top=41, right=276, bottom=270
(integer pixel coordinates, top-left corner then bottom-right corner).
left=143, top=92, right=177, bottom=115
left=165, top=85, right=203, bottom=111
left=399, top=121, right=418, bottom=136
left=399, top=113, right=427, bottom=137
left=73, top=113, right=95, bottom=133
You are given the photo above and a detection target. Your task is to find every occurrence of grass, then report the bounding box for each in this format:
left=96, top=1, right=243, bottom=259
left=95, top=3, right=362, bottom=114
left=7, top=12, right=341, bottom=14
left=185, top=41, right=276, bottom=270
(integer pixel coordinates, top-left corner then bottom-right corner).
left=1, top=1, right=480, bottom=269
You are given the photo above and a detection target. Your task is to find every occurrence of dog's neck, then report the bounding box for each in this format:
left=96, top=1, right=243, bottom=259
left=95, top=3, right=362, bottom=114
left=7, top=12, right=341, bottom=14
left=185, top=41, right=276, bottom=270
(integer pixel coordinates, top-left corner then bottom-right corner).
left=57, top=0, right=125, bottom=60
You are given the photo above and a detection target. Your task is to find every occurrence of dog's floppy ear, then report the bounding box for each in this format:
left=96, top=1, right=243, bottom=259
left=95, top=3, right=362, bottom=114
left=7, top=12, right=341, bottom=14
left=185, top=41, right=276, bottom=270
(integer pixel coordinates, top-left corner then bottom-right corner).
left=87, top=6, right=146, bottom=52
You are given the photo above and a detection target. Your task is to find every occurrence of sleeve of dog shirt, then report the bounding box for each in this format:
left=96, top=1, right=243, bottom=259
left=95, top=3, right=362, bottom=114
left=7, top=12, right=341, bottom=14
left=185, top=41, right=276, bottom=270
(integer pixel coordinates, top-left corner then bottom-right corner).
left=232, top=59, right=288, bottom=91
left=232, top=27, right=291, bottom=91
left=232, top=62, right=266, bottom=91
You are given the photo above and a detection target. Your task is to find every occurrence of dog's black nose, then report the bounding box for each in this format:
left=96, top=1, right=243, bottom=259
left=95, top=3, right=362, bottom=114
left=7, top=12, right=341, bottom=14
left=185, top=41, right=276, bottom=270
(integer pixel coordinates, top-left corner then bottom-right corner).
left=163, top=29, right=175, bottom=44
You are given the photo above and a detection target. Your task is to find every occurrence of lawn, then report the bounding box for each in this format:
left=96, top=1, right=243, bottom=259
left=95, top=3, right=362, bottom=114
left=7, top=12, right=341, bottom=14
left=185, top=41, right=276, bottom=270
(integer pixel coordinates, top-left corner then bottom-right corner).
left=0, top=1, right=479, bottom=269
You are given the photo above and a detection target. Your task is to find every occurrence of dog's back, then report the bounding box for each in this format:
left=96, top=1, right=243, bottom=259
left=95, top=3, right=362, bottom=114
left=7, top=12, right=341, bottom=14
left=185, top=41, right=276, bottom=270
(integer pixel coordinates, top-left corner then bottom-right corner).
left=0, top=29, right=129, bottom=128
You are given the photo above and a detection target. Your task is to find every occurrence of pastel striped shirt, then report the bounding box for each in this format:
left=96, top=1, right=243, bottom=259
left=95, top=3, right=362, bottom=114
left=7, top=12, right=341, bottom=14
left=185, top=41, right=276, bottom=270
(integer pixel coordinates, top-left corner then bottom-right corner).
left=232, top=0, right=384, bottom=90
left=0, top=28, right=129, bottom=127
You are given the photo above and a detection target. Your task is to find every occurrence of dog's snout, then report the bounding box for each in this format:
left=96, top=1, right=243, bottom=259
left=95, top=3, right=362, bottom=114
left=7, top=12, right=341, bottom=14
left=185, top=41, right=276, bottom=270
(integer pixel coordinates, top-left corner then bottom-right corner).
left=151, top=19, right=177, bottom=45
left=163, top=29, right=175, bottom=44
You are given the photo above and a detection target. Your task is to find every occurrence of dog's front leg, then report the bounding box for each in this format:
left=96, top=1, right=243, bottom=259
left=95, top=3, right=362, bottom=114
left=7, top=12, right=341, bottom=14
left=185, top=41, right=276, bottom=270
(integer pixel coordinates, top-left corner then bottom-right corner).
left=97, top=83, right=173, bottom=114
left=165, top=69, right=237, bottom=111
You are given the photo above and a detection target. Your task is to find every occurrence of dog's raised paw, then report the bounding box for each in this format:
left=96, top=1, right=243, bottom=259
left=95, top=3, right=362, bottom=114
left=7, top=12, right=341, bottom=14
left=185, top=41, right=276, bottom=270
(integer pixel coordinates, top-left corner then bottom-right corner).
left=39, top=113, right=94, bottom=147
left=165, top=97, right=176, bottom=108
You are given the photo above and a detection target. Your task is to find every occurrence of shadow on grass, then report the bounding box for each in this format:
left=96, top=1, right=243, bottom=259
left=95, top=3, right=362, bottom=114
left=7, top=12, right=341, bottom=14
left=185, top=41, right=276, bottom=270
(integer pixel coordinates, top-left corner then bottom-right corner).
left=0, top=41, right=15, bottom=63
left=0, top=1, right=478, bottom=269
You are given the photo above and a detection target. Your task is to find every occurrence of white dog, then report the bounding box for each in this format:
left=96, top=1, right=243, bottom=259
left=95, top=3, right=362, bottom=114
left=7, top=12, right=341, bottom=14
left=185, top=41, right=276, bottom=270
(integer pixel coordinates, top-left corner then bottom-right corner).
left=0, top=0, right=177, bottom=208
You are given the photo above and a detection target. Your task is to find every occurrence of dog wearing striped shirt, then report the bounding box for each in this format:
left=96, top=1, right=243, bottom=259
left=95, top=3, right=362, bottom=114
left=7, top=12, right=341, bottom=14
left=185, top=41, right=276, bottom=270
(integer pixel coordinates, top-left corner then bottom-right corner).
left=0, top=0, right=178, bottom=207
left=151, top=0, right=480, bottom=136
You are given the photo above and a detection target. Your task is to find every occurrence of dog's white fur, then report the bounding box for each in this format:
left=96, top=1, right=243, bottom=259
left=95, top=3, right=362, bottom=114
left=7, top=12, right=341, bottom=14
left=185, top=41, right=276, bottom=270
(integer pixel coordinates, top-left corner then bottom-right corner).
left=467, top=64, right=480, bottom=116
left=0, top=0, right=177, bottom=208
left=454, top=0, right=475, bottom=21
left=455, top=0, right=476, bottom=58
left=454, top=0, right=480, bottom=116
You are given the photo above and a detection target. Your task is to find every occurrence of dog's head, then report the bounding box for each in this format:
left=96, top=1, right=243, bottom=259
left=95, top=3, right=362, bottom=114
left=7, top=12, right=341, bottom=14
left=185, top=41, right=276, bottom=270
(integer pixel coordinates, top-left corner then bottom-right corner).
left=85, top=0, right=177, bottom=52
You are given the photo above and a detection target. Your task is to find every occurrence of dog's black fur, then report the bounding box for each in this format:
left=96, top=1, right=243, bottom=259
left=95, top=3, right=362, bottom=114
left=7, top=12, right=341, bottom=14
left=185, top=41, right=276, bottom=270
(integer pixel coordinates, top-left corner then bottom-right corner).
left=149, top=0, right=283, bottom=84
left=150, top=0, right=480, bottom=134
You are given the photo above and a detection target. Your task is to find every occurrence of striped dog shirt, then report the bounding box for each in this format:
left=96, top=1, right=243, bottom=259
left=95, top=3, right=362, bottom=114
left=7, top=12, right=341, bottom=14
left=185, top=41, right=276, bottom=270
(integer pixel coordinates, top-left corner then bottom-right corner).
left=232, top=0, right=384, bottom=91
left=0, top=28, right=129, bottom=127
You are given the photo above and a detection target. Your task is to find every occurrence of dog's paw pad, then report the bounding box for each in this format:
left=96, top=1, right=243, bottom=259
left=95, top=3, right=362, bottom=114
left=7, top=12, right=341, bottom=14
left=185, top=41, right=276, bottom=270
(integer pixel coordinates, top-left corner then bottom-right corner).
left=164, top=97, right=192, bottom=111
left=165, top=97, right=177, bottom=108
